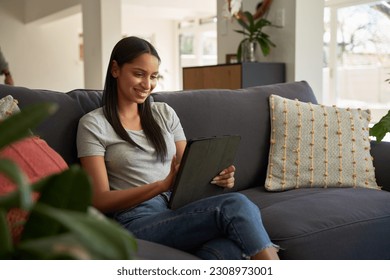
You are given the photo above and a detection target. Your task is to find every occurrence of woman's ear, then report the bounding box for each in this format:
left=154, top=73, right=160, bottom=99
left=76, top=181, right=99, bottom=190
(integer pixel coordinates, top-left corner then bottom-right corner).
left=111, top=60, right=119, bottom=78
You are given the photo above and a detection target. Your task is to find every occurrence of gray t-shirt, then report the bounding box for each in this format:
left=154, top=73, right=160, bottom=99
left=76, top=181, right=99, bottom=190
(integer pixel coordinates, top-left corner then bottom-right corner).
left=77, top=102, right=186, bottom=190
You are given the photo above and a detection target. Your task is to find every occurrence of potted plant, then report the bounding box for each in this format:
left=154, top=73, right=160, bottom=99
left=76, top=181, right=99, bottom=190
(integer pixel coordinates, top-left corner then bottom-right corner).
left=369, top=77, right=390, bottom=142
left=370, top=110, right=390, bottom=142
left=0, top=103, right=137, bottom=259
left=234, top=11, right=276, bottom=62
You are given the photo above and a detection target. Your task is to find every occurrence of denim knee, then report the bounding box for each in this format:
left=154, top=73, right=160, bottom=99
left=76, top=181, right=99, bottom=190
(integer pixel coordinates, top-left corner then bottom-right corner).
left=215, top=193, right=272, bottom=257
left=194, top=238, right=245, bottom=260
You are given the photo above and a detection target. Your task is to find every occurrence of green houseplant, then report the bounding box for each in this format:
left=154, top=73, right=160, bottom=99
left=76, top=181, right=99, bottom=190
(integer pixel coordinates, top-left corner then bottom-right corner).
left=234, top=11, right=276, bottom=62
left=369, top=77, right=390, bottom=142
left=369, top=110, right=390, bottom=142
left=0, top=103, right=137, bottom=259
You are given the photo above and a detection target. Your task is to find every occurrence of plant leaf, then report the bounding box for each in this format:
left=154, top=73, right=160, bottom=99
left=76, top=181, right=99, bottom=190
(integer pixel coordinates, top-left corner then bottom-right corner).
left=34, top=165, right=91, bottom=212
left=233, top=29, right=250, bottom=36
left=234, top=10, right=276, bottom=58
left=31, top=203, right=137, bottom=259
left=236, top=14, right=250, bottom=31
left=21, top=166, right=92, bottom=241
left=244, top=11, right=254, bottom=29
left=257, top=38, right=270, bottom=56
left=0, top=159, right=32, bottom=211
left=0, top=103, right=57, bottom=151
left=0, top=209, right=13, bottom=259
left=254, top=18, right=271, bottom=30
left=370, top=110, right=390, bottom=142
left=17, top=233, right=99, bottom=260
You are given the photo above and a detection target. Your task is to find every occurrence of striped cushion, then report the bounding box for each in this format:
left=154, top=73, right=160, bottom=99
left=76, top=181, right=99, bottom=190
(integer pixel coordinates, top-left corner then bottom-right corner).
left=265, top=94, right=379, bottom=191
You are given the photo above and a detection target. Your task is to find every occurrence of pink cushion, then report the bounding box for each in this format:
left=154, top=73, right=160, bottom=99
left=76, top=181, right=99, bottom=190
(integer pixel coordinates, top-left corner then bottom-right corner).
left=0, top=136, right=68, bottom=242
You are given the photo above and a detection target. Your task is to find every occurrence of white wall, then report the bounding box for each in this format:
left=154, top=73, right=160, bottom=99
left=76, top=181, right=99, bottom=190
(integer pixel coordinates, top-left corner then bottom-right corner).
left=121, top=5, right=179, bottom=91
left=295, top=0, right=324, bottom=102
left=24, top=0, right=80, bottom=24
left=0, top=0, right=179, bottom=92
left=0, top=0, right=83, bottom=91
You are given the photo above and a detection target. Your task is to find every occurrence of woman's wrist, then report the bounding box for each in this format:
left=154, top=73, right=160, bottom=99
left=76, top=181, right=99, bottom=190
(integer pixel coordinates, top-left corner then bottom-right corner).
left=156, top=179, right=171, bottom=193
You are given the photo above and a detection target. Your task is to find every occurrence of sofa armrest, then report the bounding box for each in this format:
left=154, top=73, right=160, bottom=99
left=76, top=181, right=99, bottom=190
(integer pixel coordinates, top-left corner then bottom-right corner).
left=371, top=141, right=390, bottom=191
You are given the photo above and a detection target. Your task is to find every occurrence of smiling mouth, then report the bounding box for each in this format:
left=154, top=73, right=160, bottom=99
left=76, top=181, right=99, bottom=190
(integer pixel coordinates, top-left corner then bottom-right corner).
left=135, top=89, right=149, bottom=97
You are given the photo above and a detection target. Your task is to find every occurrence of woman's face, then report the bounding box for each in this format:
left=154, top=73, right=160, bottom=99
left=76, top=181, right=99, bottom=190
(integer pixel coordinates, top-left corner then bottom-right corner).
left=112, top=53, right=159, bottom=105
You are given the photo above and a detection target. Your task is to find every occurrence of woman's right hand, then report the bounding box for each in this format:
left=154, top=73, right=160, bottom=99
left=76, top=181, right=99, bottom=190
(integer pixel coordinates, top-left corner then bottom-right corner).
left=160, top=156, right=180, bottom=192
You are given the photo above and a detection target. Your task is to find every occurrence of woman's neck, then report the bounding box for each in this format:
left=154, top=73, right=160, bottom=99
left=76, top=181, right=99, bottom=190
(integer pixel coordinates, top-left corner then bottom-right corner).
left=118, top=103, right=142, bottom=131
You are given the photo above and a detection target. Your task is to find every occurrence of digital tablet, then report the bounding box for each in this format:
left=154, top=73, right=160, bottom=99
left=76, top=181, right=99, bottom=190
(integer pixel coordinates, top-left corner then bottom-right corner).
left=168, top=135, right=241, bottom=210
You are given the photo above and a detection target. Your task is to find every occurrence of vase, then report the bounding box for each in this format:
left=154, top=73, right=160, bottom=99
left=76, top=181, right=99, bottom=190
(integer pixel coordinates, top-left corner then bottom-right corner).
left=242, top=41, right=257, bottom=62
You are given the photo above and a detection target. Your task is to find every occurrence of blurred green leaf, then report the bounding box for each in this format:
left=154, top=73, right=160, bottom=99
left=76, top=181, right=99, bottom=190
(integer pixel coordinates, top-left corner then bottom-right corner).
left=0, top=158, right=32, bottom=211
left=21, top=166, right=92, bottom=241
left=0, top=209, right=13, bottom=259
left=31, top=203, right=137, bottom=259
left=0, top=103, right=57, bottom=150
left=370, top=110, right=390, bottom=142
left=17, top=233, right=97, bottom=260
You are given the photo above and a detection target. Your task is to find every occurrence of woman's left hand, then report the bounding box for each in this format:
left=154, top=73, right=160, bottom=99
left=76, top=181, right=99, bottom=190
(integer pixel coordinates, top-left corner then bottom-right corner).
left=211, top=165, right=236, bottom=189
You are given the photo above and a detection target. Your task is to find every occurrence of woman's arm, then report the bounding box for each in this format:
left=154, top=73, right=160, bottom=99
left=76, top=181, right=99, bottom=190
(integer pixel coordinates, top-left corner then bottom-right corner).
left=80, top=140, right=187, bottom=213
left=175, top=140, right=187, bottom=164
left=80, top=156, right=174, bottom=213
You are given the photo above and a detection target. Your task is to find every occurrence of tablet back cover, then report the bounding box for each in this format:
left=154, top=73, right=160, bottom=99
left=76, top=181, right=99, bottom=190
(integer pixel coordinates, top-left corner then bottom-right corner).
left=169, top=135, right=241, bottom=210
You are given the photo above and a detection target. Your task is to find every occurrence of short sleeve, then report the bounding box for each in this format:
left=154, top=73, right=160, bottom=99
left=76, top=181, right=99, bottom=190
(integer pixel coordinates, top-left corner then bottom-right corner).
left=152, top=102, right=186, bottom=142
left=76, top=111, right=106, bottom=158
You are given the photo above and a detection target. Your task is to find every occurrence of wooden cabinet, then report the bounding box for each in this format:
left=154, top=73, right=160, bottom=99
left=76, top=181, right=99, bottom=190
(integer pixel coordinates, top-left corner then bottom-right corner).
left=182, top=62, right=285, bottom=90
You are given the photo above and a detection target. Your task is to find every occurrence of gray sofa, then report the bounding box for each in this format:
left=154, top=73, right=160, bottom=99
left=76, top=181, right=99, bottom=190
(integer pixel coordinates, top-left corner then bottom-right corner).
left=1, top=81, right=390, bottom=260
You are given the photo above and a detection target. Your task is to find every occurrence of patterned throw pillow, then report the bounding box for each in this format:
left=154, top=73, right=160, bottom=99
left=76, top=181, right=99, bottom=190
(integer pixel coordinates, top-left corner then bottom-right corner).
left=0, top=95, right=20, bottom=120
left=0, top=136, right=68, bottom=243
left=0, top=95, right=68, bottom=242
left=265, top=94, right=380, bottom=191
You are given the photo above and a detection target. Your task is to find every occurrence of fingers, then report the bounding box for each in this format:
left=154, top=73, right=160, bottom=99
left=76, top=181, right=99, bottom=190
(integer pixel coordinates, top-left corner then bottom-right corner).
left=211, top=165, right=236, bottom=189
left=171, top=155, right=180, bottom=172
left=161, top=156, right=180, bottom=192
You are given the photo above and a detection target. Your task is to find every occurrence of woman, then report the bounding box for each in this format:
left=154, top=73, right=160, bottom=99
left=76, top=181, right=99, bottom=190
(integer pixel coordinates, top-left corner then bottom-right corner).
left=77, top=36, right=279, bottom=260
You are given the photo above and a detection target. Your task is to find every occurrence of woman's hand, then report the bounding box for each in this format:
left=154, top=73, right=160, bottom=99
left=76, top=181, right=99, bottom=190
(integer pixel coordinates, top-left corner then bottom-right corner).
left=211, top=165, right=236, bottom=189
left=160, top=156, right=180, bottom=192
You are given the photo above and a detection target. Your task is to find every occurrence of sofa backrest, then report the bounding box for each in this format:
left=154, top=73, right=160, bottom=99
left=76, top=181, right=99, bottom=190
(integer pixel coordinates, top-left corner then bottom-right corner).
left=0, top=85, right=102, bottom=165
left=152, top=81, right=317, bottom=190
left=1, top=81, right=317, bottom=190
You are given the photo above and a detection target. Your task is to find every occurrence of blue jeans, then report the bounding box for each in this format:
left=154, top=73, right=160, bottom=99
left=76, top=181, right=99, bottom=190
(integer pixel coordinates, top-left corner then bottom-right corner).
left=113, top=192, right=274, bottom=260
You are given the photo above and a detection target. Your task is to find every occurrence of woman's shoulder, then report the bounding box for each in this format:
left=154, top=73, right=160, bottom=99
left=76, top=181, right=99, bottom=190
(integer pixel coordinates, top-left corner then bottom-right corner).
left=79, top=107, right=105, bottom=123
left=151, top=102, right=176, bottom=117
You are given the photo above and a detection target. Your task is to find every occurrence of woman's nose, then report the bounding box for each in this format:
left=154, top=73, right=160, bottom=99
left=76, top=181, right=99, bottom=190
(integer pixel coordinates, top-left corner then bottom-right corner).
left=141, top=77, right=151, bottom=89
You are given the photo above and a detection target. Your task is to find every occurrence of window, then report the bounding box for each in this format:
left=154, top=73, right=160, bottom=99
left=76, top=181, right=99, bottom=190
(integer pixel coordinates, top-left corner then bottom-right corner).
left=179, top=16, right=217, bottom=68
left=323, top=0, right=390, bottom=125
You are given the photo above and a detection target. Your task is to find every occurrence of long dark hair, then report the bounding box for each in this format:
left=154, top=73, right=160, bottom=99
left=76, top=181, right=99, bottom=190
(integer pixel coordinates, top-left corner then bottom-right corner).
left=103, top=36, right=167, bottom=162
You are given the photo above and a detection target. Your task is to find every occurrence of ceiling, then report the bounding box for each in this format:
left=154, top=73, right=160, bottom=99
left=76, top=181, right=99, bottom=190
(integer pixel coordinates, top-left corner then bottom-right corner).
left=121, top=0, right=217, bottom=20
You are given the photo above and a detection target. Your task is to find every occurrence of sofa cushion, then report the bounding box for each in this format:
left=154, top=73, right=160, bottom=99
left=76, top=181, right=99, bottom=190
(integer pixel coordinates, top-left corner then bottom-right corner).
left=241, top=187, right=390, bottom=259
left=265, top=95, right=379, bottom=191
left=152, top=81, right=318, bottom=191
left=136, top=239, right=200, bottom=260
left=66, top=89, right=103, bottom=114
